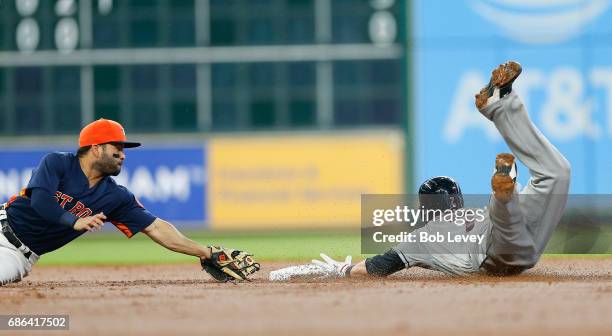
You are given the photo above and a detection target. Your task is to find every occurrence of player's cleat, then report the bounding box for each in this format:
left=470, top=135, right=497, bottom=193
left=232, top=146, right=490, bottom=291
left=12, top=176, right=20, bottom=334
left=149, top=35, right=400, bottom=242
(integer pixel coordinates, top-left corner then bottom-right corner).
left=475, top=61, right=522, bottom=110
left=491, top=153, right=517, bottom=203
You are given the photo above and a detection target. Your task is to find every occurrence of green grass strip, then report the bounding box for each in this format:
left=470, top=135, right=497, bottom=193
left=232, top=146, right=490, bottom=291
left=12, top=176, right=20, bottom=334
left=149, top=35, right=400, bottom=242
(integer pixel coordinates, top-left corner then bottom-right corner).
left=38, top=230, right=364, bottom=265
left=37, top=230, right=612, bottom=266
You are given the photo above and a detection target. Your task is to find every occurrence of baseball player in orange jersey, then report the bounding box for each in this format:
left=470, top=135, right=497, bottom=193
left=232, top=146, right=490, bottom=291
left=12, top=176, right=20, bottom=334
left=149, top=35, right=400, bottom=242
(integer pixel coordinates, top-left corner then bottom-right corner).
left=271, top=61, right=571, bottom=280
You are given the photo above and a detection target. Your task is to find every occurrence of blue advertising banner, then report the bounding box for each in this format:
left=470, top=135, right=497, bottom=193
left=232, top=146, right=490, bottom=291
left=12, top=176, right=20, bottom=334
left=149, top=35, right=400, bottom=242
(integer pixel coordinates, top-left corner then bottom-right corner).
left=0, top=145, right=207, bottom=225
left=413, top=0, right=612, bottom=194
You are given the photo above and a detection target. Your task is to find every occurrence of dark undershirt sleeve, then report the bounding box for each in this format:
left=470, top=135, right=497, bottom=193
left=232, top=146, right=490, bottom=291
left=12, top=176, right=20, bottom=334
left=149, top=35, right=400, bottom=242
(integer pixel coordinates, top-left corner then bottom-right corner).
left=30, top=188, right=79, bottom=229
left=364, top=249, right=407, bottom=277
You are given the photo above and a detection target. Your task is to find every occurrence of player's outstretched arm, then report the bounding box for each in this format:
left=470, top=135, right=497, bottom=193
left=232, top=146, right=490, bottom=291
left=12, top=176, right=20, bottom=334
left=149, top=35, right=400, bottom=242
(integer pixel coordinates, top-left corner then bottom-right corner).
left=142, top=218, right=260, bottom=282
left=142, top=218, right=212, bottom=259
left=311, top=253, right=404, bottom=278
left=270, top=250, right=405, bottom=281
left=310, top=250, right=406, bottom=279
left=270, top=255, right=387, bottom=281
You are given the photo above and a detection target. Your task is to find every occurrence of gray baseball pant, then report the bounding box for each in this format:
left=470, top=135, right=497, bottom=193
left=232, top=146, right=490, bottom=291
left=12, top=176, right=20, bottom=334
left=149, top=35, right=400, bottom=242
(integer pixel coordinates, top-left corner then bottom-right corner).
left=479, top=91, right=571, bottom=274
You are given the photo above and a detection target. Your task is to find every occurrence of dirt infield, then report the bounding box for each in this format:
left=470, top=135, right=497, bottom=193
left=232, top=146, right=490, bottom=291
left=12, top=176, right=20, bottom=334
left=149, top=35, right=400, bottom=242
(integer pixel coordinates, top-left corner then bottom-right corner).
left=1, top=258, right=611, bottom=336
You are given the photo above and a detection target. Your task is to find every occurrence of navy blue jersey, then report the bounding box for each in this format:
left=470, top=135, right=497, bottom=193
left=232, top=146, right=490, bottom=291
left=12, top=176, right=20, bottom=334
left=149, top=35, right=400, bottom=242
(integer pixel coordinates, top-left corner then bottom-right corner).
left=6, top=152, right=157, bottom=255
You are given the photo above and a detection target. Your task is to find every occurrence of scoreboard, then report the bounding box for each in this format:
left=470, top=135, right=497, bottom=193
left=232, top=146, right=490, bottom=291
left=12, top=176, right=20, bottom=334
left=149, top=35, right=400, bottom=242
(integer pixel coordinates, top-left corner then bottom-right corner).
left=0, top=0, right=406, bottom=135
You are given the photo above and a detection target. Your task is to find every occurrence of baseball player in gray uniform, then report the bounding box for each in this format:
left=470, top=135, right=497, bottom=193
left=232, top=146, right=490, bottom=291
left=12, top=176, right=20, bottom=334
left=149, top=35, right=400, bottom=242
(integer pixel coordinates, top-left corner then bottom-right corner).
left=282, top=61, right=571, bottom=280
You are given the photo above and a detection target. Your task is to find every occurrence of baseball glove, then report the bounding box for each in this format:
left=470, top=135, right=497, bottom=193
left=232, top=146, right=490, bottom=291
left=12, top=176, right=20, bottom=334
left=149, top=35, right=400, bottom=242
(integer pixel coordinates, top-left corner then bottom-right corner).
left=201, top=245, right=260, bottom=282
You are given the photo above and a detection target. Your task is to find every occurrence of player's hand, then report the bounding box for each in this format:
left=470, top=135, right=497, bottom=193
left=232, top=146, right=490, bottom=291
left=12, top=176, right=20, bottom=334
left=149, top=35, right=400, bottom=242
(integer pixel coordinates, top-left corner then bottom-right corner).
left=311, top=253, right=352, bottom=278
left=73, top=212, right=107, bottom=232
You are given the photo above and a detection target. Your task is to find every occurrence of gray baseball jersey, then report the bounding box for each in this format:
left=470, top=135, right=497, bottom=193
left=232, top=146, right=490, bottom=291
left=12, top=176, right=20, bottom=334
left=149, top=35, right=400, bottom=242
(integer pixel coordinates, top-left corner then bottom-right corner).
left=393, top=91, right=571, bottom=275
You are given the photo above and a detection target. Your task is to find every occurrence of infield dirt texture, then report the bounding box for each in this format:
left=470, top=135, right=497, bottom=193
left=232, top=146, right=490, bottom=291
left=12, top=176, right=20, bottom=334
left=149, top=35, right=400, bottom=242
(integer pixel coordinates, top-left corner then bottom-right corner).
left=2, top=257, right=611, bottom=335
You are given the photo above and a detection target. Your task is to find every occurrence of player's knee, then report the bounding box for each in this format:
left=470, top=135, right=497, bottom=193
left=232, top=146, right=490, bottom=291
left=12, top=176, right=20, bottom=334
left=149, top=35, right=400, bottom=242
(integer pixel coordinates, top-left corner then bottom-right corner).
left=0, top=249, right=29, bottom=285
left=0, top=259, right=24, bottom=285
left=543, top=156, right=571, bottom=186
left=557, top=157, right=571, bottom=181
left=548, top=157, right=571, bottom=192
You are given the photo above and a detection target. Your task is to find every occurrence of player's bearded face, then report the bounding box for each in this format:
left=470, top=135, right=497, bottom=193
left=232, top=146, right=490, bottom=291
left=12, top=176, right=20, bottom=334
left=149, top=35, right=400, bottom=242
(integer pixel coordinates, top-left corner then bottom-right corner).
left=94, top=145, right=123, bottom=176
